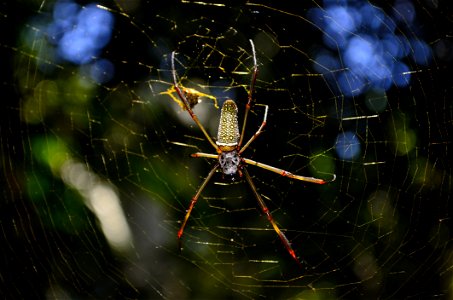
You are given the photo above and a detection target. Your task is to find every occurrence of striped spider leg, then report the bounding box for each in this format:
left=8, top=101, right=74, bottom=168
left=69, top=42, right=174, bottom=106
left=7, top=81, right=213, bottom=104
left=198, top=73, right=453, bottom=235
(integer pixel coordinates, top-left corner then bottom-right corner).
left=172, top=40, right=335, bottom=265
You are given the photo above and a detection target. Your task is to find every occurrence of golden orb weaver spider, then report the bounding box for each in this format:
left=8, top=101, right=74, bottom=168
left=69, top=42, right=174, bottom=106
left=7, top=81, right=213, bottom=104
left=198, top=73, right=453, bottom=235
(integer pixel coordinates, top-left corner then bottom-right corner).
left=172, top=40, right=336, bottom=265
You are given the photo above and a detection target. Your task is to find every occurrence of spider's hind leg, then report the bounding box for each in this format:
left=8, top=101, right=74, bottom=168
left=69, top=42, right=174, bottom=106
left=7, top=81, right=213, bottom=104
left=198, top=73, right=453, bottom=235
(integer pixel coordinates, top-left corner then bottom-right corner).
left=177, top=164, right=219, bottom=250
left=242, top=168, right=302, bottom=265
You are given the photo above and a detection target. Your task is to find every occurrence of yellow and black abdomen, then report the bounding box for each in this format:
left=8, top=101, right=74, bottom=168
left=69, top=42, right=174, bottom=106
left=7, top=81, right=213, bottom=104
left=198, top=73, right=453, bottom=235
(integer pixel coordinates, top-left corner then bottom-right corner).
left=216, top=99, right=239, bottom=151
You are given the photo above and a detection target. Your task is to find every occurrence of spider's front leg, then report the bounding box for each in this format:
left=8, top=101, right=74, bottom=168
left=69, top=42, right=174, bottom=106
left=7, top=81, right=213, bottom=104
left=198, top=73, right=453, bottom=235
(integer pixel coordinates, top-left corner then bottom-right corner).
left=170, top=51, right=220, bottom=154
left=238, top=39, right=259, bottom=148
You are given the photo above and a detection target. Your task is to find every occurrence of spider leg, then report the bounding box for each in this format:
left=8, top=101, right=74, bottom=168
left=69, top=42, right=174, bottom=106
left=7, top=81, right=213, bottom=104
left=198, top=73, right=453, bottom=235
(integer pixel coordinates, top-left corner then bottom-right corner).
left=243, top=168, right=301, bottom=265
left=238, top=39, right=258, bottom=148
left=239, top=104, right=268, bottom=154
left=171, top=52, right=220, bottom=153
left=191, top=152, right=218, bottom=159
left=177, top=164, right=219, bottom=250
left=243, top=158, right=336, bottom=184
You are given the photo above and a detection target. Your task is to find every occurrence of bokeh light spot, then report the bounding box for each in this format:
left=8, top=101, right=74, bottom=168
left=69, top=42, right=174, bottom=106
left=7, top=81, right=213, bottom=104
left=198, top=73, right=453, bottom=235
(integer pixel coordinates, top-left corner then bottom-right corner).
left=335, top=131, right=361, bottom=160
left=310, top=0, right=432, bottom=98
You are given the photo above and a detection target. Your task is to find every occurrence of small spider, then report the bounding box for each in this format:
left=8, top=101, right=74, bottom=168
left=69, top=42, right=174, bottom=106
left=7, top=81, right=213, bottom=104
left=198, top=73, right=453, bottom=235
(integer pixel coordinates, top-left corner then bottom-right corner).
left=160, top=83, right=219, bottom=110
left=172, top=40, right=335, bottom=265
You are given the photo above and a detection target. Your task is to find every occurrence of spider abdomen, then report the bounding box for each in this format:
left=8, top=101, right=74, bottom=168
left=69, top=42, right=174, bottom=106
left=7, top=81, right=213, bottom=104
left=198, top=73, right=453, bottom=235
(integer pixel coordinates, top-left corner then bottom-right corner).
left=216, top=99, right=239, bottom=151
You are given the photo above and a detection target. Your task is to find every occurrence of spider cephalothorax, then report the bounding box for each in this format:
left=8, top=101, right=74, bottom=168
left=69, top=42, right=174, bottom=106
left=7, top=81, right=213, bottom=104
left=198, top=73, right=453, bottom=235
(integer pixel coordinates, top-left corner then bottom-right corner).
left=218, top=150, right=241, bottom=177
left=171, top=40, right=335, bottom=265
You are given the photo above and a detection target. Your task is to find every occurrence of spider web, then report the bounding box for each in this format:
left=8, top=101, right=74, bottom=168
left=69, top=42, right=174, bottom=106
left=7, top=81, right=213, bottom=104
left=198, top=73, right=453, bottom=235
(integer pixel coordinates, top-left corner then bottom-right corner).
left=2, top=0, right=452, bottom=298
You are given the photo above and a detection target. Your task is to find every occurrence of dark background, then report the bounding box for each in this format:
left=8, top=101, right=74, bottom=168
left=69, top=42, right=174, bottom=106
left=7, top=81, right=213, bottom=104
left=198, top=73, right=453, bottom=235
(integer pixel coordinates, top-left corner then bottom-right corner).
left=1, top=0, right=452, bottom=299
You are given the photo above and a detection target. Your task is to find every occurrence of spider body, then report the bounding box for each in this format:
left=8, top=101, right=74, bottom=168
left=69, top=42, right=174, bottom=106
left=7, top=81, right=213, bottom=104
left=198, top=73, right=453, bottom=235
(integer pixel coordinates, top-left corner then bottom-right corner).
left=171, top=40, right=335, bottom=265
left=217, top=99, right=241, bottom=177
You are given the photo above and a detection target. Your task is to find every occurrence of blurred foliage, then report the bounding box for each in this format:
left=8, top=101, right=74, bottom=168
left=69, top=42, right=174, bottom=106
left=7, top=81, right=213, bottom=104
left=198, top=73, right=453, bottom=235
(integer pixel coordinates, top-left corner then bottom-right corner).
left=1, top=0, right=453, bottom=299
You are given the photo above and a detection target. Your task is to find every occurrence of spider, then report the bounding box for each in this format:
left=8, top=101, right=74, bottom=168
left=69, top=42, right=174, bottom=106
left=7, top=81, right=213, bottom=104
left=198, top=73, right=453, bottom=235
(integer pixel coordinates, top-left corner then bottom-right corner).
left=160, top=85, right=219, bottom=110
left=171, top=40, right=335, bottom=264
